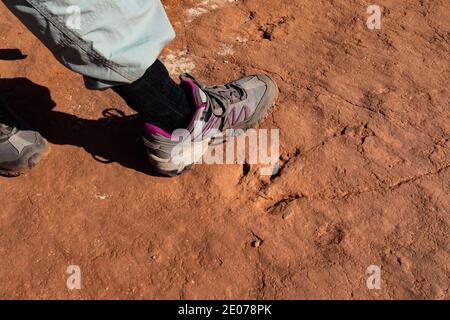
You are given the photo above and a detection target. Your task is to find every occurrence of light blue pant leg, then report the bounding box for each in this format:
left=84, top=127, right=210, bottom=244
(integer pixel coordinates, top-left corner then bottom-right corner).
left=3, top=0, right=175, bottom=89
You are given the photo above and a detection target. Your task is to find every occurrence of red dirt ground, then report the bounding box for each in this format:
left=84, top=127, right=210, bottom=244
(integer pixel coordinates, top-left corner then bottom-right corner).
left=0, top=0, right=449, bottom=299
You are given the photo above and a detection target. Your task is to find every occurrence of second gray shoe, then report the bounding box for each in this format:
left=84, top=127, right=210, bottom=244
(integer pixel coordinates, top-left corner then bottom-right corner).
left=0, top=100, right=50, bottom=177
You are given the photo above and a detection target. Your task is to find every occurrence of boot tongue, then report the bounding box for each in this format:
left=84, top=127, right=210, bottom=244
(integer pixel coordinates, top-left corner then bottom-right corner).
left=180, top=79, right=207, bottom=109
left=178, top=80, right=209, bottom=132
left=203, top=84, right=245, bottom=117
left=207, top=94, right=227, bottom=117
left=181, top=78, right=229, bottom=117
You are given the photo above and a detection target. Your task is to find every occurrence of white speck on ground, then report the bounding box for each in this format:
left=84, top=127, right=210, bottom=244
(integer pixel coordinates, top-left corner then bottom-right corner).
left=236, top=36, right=248, bottom=43
left=161, top=49, right=196, bottom=76
left=95, top=193, right=109, bottom=200
left=217, top=43, right=235, bottom=56
left=185, top=0, right=236, bottom=22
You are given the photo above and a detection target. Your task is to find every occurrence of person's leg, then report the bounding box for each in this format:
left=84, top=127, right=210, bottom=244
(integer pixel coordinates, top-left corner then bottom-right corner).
left=2, top=0, right=193, bottom=131
left=3, top=0, right=175, bottom=88
left=0, top=0, right=195, bottom=176
left=113, top=60, right=194, bottom=133
left=1, top=0, right=279, bottom=177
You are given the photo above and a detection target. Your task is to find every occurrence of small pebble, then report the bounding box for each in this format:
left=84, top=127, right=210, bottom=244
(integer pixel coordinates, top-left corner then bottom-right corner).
left=282, top=209, right=294, bottom=220
left=252, top=240, right=262, bottom=248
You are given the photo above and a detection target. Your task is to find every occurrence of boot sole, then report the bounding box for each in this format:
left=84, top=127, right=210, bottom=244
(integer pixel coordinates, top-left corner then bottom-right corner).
left=145, top=138, right=208, bottom=177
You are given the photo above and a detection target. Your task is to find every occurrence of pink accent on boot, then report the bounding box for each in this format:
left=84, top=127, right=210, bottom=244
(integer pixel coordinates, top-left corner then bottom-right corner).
left=182, top=80, right=207, bottom=109
left=144, top=123, right=172, bottom=139
left=144, top=80, right=208, bottom=139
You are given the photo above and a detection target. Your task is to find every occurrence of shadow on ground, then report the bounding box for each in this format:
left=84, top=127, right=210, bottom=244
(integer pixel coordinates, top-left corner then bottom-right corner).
left=0, top=49, right=27, bottom=61
left=0, top=77, right=158, bottom=176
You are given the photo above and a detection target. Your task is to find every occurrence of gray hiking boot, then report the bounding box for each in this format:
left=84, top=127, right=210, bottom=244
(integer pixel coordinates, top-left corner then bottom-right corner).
left=143, top=73, right=278, bottom=176
left=0, top=100, right=50, bottom=177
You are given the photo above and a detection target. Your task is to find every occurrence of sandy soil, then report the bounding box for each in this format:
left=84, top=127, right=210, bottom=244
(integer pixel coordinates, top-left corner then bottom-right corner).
left=0, top=0, right=449, bottom=299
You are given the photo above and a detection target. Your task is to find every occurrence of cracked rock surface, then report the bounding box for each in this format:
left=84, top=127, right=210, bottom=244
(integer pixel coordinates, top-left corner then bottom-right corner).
left=0, top=0, right=449, bottom=299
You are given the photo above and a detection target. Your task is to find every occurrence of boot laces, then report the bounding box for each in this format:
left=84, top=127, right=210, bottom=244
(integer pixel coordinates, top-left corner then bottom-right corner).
left=180, top=73, right=246, bottom=117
